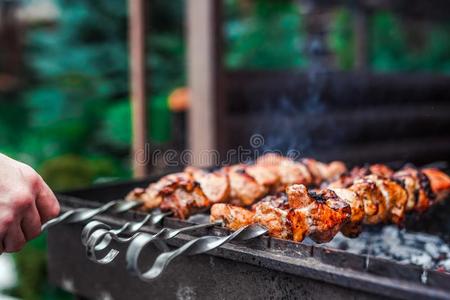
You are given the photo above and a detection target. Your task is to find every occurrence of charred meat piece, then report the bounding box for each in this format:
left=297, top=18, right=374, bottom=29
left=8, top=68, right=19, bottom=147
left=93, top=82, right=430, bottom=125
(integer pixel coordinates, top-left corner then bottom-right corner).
left=278, top=159, right=313, bottom=187
left=256, top=153, right=347, bottom=188
left=160, top=185, right=209, bottom=219
left=302, top=159, right=347, bottom=186
left=185, top=167, right=230, bottom=204
left=422, top=168, right=450, bottom=202
left=327, top=164, right=393, bottom=189
left=286, top=185, right=351, bottom=243
left=350, top=177, right=387, bottom=224
left=393, top=167, right=431, bottom=213
left=246, top=164, right=280, bottom=189
left=252, top=194, right=291, bottom=239
left=329, top=187, right=364, bottom=237
left=369, top=175, right=408, bottom=225
left=226, top=165, right=268, bottom=206
left=210, top=203, right=254, bottom=231
left=126, top=172, right=194, bottom=211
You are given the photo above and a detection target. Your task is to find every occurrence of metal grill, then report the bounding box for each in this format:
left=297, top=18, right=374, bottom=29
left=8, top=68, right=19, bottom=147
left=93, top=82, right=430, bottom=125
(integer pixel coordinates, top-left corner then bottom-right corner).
left=46, top=176, right=450, bottom=300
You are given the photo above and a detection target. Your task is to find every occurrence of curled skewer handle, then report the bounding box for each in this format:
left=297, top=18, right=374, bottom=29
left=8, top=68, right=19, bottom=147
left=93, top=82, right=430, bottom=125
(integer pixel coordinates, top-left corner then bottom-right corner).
left=86, top=220, right=220, bottom=265
left=127, top=224, right=268, bottom=281
left=83, top=211, right=171, bottom=250
left=42, top=200, right=143, bottom=231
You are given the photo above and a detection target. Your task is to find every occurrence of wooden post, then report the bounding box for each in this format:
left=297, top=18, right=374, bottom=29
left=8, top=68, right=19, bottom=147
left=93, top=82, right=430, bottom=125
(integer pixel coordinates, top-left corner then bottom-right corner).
left=128, top=0, right=148, bottom=177
left=186, top=0, right=224, bottom=167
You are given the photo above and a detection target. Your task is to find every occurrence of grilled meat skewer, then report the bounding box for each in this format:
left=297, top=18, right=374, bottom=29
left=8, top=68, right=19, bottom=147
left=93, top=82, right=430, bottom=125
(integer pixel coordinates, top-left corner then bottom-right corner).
left=210, top=167, right=450, bottom=243
left=126, top=154, right=347, bottom=219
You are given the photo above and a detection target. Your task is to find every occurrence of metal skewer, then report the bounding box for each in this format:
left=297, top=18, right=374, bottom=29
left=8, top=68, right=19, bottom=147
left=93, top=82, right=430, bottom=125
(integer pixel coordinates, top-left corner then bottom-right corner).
left=85, top=220, right=222, bottom=265
left=41, top=199, right=144, bottom=231
left=81, top=210, right=171, bottom=248
left=126, top=224, right=268, bottom=281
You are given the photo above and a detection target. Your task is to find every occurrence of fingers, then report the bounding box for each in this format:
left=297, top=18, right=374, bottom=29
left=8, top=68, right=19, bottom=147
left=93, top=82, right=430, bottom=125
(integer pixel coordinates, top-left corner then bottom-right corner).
left=35, top=177, right=60, bottom=223
left=21, top=201, right=42, bottom=240
left=0, top=210, right=13, bottom=253
left=3, top=219, right=26, bottom=253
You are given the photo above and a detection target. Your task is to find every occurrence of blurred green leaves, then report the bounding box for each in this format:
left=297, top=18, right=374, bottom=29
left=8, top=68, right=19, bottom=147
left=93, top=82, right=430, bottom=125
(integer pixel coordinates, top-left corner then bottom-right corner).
left=225, top=0, right=306, bottom=69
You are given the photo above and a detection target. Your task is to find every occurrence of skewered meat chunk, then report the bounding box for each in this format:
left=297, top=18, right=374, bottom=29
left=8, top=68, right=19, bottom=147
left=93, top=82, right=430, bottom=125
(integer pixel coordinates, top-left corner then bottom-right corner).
left=286, top=185, right=351, bottom=243
left=302, top=159, right=347, bottom=186
left=245, top=165, right=279, bottom=188
left=350, top=178, right=387, bottom=224
left=185, top=167, right=230, bottom=204
left=329, top=188, right=364, bottom=237
left=160, top=185, right=209, bottom=219
left=278, top=159, right=313, bottom=187
left=327, top=164, right=393, bottom=189
left=210, top=203, right=254, bottom=231
left=368, top=175, right=408, bottom=225
left=422, top=168, right=450, bottom=202
left=252, top=194, right=291, bottom=239
left=393, top=167, right=432, bottom=213
left=226, top=165, right=268, bottom=206
left=126, top=172, right=194, bottom=211
left=256, top=153, right=347, bottom=188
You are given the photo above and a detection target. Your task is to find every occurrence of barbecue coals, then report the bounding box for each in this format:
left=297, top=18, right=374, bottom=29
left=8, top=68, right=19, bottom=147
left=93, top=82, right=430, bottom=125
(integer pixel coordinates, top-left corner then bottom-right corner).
left=126, top=153, right=450, bottom=245
left=323, top=226, right=450, bottom=272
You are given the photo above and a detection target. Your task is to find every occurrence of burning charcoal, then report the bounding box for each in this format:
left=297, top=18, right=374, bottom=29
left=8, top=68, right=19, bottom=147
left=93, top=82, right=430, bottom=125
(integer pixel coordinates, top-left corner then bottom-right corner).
left=439, top=244, right=450, bottom=256
left=413, top=233, right=443, bottom=245
left=425, top=243, right=441, bottom=260
left=410, top=253, right=433, bottom=269
left=437, top=259, right=450, bottom=272
left=382, top=226, right=400, bottom=242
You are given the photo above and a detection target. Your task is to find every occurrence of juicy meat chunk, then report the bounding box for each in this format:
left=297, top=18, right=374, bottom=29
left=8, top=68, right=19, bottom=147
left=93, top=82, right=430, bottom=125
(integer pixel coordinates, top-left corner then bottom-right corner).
left=286, top=184, right=351, bottom=243
left=327, top=164, right=393, bottom=189
left=329, top=187, right=364, bottom=237
left=350, top=177, right=387, bottom=224
left=393, top=167, right=430, bottom=213
left=210, top=203, right=254, bottom=231
left=255, top=153, right=287, bottom=174
left=246, top=165, right=279, bottom=188
left=126, top=172, right=194, bottom=211
left=227, top=165, right=268, bottom=206
left=125, top=187, right=162, bottom=211
left=422, top=168, right=450, bottom=202
left=160, top=186, right=209, bottom=219
left=369, top=175, right=407, bottom=225
left=252, top=195, right=291, bottom=239
left=302, top=159, right=347, bottom=185
left=278, top=160, right=313, bottom=187
left=186, top=167, right=230, bottom=203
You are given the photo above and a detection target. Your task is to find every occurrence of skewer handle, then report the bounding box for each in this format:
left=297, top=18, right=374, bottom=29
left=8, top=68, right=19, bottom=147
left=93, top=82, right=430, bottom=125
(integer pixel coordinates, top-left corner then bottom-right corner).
left=126, top=224, right=268, bottom=281
left=41, top=200, right=143, bottom=231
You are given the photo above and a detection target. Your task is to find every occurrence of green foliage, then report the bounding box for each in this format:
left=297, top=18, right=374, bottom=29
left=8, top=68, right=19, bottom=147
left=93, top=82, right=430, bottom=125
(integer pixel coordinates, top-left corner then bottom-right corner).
left=370, top=12, right=450, bottom=73
left=329, top=8, right=354, bottom=70
left=225, top=0, right=306, bottom=69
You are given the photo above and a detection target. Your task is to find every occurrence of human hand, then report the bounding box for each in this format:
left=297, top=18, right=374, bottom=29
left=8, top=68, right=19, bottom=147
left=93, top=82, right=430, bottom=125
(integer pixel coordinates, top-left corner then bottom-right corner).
left=0, top=154, right=60, bottom=253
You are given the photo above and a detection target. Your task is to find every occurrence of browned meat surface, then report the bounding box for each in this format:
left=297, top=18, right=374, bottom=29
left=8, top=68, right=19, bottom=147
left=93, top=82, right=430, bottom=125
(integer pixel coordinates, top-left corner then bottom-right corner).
left=422, top=168, right=450, bottom=202
left=350, top=177, right=387, bottom=224
left=286, top=185, right=351, bottom=243
left=252, top=195, right=291, bottom=239
left=256, top=153, right=347, bottom=188
left=327, top=164, right=393, bottom=189
left=186, top=167, right=230, bottom=204
left=226, top=165, right=268, bottom=206
left=210, top=203, right=254, bottom=231
left=329, top=187, right=364, bottom=237
left=160, top=186, right=209, bottom=219
left=126, top=172, right=194, bottom=211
